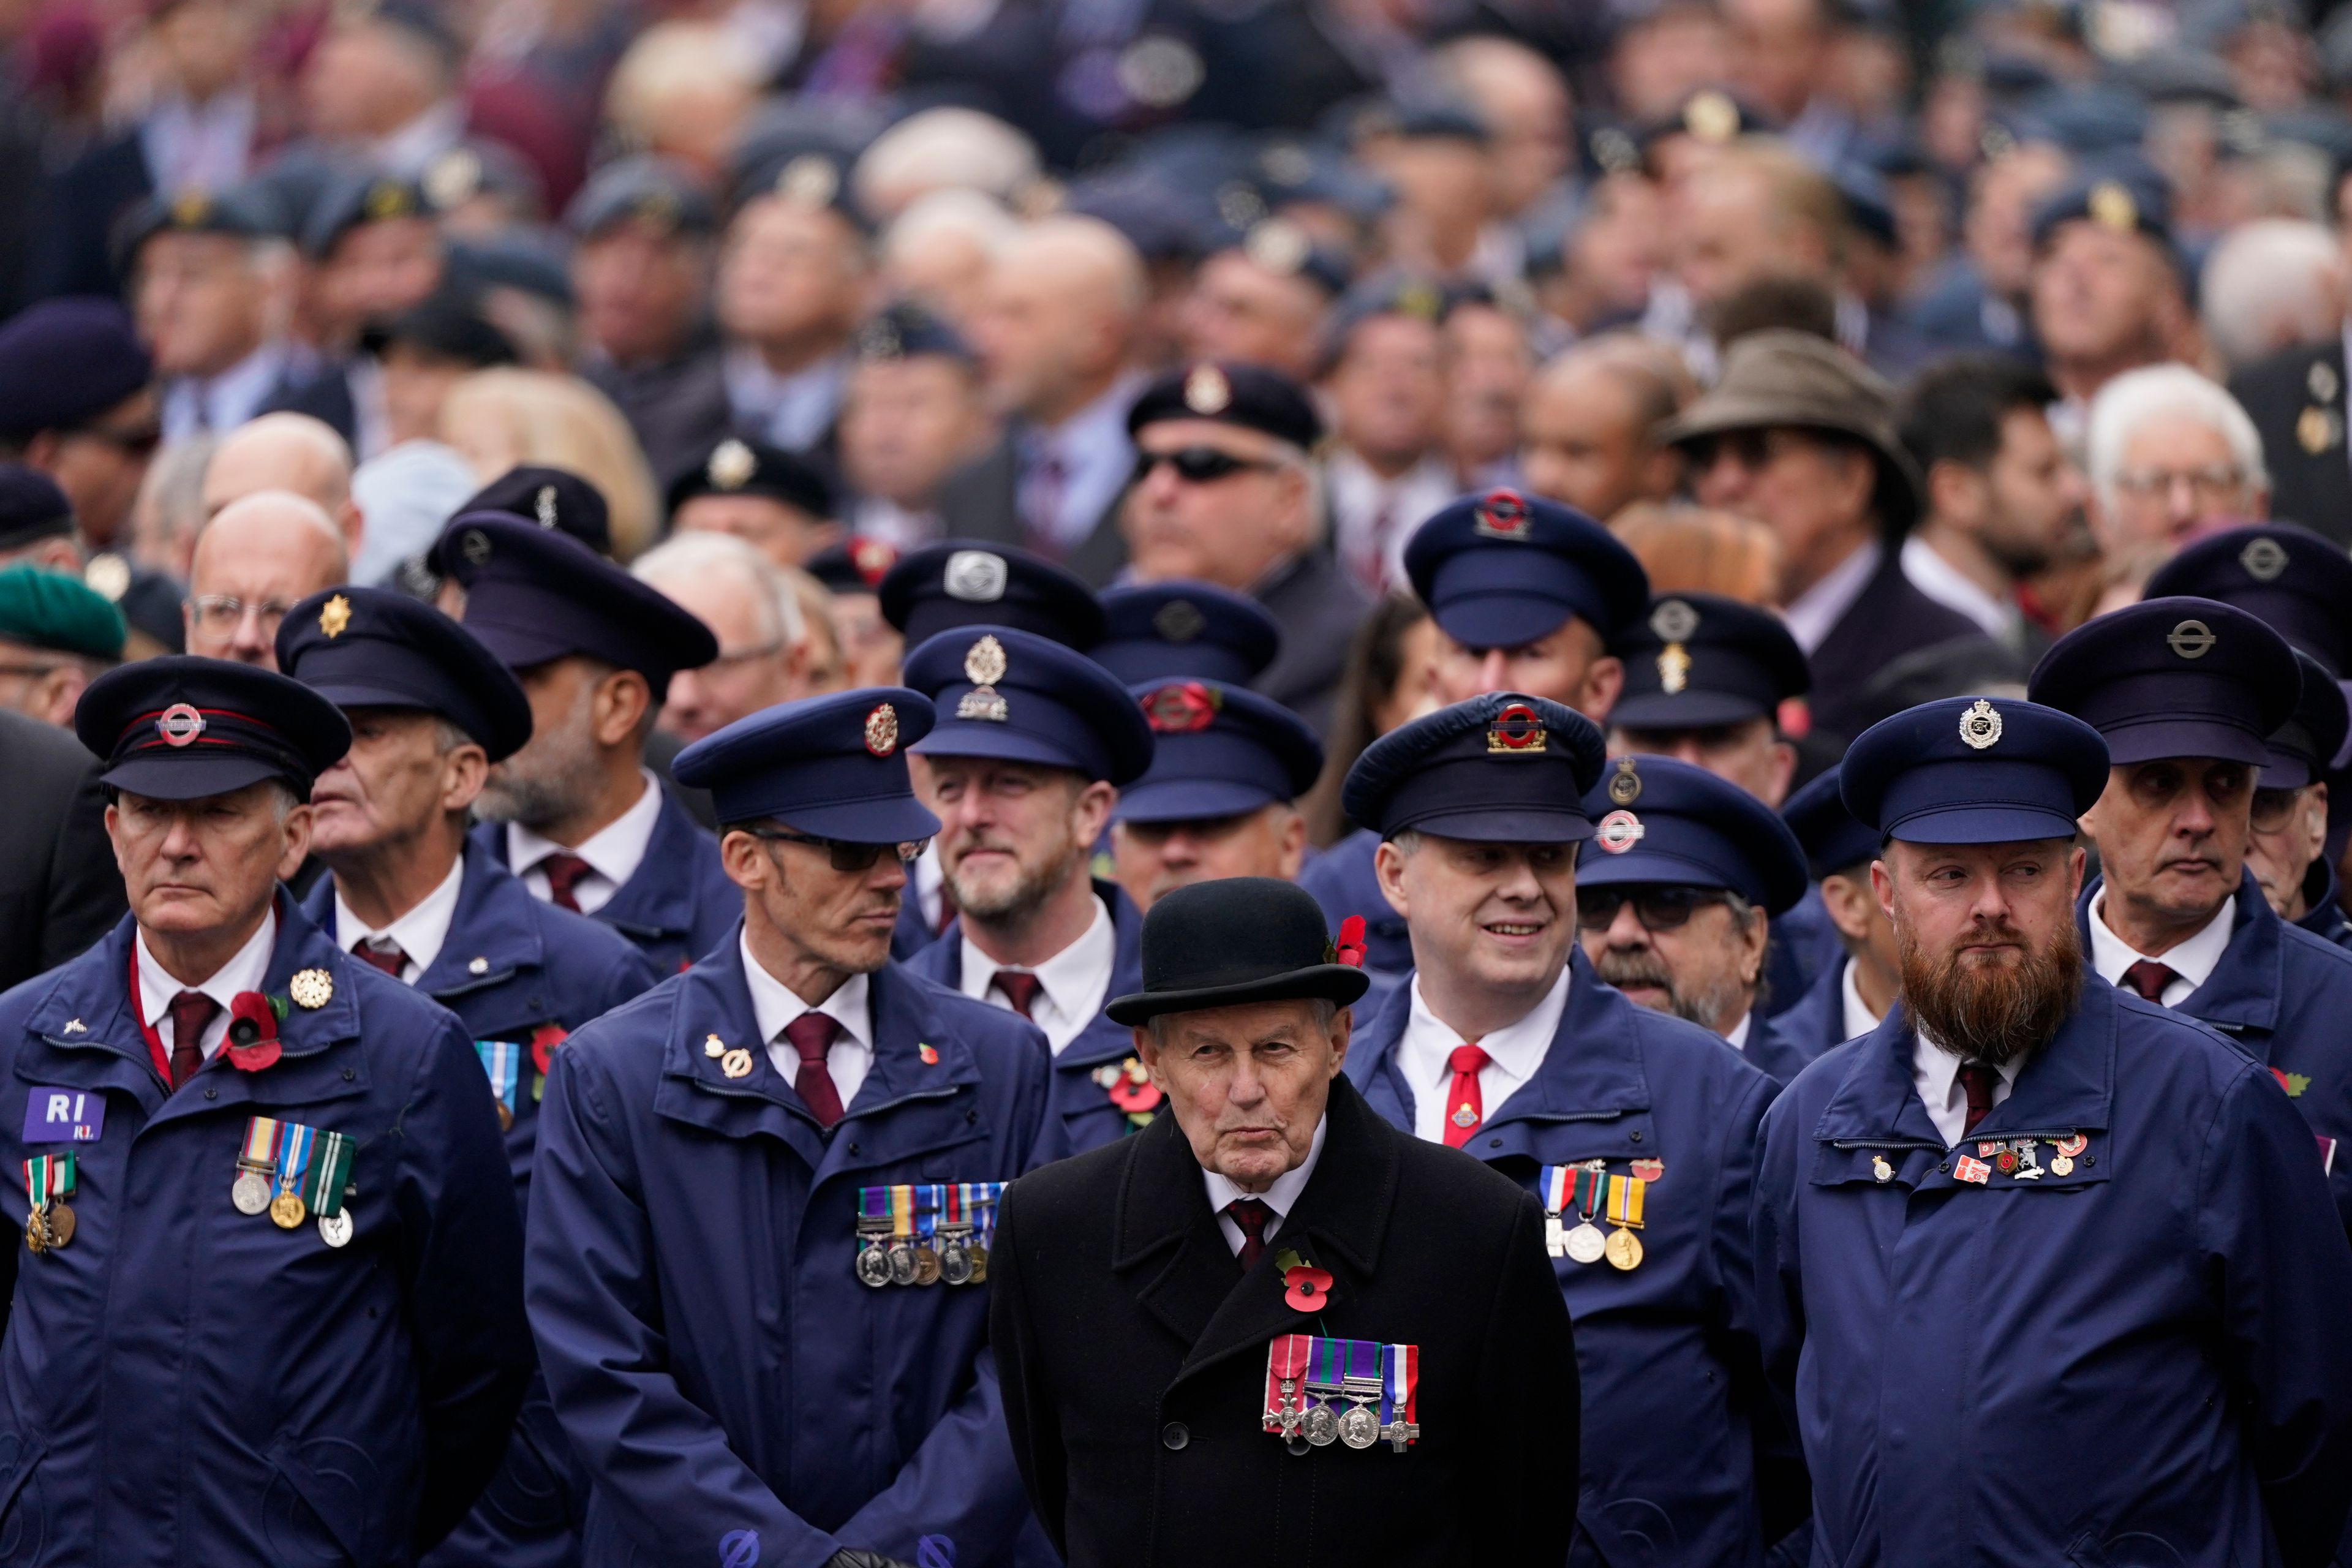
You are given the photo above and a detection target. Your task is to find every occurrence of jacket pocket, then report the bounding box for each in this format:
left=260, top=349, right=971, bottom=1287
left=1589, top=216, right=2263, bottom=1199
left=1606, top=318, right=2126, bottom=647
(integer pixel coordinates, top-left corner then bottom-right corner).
left=263, top=1436, right=382, bottom=1564
left=0, top=1434, right=47, bottom=1565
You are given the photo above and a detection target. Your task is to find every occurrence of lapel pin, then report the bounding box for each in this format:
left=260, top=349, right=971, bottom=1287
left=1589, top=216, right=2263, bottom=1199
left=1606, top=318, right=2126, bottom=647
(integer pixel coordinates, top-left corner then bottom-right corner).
left=288, top=969, right=333, bottom=1009
left=468, top=957, right=489, bottom=976
left=61, top=1019, right=85, bottom=1036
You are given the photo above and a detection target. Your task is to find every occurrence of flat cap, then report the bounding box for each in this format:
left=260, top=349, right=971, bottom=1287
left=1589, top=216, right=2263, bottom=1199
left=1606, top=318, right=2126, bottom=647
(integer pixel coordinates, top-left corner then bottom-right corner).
left=75, top=655, right=352, bottom=801
left=2028, top=596, right=2301, bottom=766
left=1343, top=692, right=1606, bottom=844
left=0, top=564, right=124, bottom=659
left=1841, top=695, right=2109, bottom=845
left=1127, top=361, right=1323, bottom=450
left=1404, top=488, right=1651, bottom=650
left=902, top=624, right=1155, bottom=786
left=674, top=687, right=942, bottom=844
left=1575, top=754, right=1809, bottom=916
left=277, top=586, right=533, bottom=761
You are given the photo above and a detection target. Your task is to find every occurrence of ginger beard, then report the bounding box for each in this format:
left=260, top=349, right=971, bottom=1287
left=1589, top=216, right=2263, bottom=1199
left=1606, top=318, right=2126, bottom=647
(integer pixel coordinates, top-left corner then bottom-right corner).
left=1894, top=908, right=2082, bottom=1069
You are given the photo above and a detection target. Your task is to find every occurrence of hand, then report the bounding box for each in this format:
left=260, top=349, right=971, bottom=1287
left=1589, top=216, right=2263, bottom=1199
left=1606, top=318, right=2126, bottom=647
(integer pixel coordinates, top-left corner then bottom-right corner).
left=824, top=1552, right=917, bottom=1568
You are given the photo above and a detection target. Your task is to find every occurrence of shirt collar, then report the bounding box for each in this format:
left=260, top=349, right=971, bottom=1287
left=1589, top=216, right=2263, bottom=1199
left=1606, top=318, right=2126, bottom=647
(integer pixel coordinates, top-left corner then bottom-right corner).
left=1781, top=537, right=1881, bottom=655
left=1725, top=1010, right=1752, bottom=1051
left=1840, top=956, right=1883, bottom=1041
left=1202, top=1110, right=1329, bottom=1224
left=1403, top=961, right=1571, bottom=1088
left=508, top=769, right=666, bottom=889
left=333, top=854, right=464, bottom=976
left=739, top=928, right=873, bottom=1054
left=136, top=908, right=277, bottom=1027
left=1910, top=1025, right=2024, bottom=1105
left=1899, top=534, right=2016, bottom=639
left=2086, top=888, right=2236, bottom=993
left=960, top=891, right=1115, bottom=1047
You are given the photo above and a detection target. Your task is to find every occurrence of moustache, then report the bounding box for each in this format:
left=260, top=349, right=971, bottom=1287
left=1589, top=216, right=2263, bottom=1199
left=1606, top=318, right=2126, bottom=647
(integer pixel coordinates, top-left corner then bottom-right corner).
left=1593, top=948, right=1675, bottom=993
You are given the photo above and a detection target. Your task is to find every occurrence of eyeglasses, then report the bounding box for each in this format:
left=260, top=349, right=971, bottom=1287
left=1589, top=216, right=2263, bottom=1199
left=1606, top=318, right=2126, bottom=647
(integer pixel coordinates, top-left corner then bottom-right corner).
left=2111, top=464, right=2244, bottom=503
left=1683, top=428, right=1815, bottom=474
left=67, top=420, right=162, bottom=457
left=742, top=826, right=930, bottom=872
left=2250, top=786, right=2304, bottom=834
left=187, top=595, right=299, bottom=636
left=701, top=641, right=786, bottom=674
left=1130, top=447, right=1281, bottom=486
left=1575, top=885, right=1730, bottom=933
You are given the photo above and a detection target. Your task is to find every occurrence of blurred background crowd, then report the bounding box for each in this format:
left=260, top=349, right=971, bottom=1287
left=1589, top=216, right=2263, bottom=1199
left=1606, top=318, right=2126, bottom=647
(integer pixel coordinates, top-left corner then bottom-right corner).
left=2, top=0, right=2350, bottom=835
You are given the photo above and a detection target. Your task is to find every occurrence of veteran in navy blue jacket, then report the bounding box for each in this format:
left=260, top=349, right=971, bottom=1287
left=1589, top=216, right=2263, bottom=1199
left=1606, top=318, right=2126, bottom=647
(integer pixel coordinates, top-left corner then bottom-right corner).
left=1336, top=693, right=1797, bottom=1568
left=0, top=658, right=531, bottom=1562
left=278, top=587, right=664, bottom=1568
left=527, top=689, right=1052, bottom=1568
left=899, top=625, right=1160, bottom=1159
left=1755, top=695, right=2352, bottom=1568
left=438, top=514, right=737, bottom=973
left=2030, top=599, right=2352, bottom=1236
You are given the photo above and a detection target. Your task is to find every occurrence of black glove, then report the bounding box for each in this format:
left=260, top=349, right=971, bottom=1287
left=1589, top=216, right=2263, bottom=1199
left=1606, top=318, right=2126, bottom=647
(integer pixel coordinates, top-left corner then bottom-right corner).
left=824, top=1552, right=916, bottom=1568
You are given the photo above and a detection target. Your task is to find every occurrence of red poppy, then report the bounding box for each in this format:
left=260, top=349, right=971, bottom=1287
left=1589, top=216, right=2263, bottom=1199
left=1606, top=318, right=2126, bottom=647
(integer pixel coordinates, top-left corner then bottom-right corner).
left=1282, top=1264, right=1332, bottom=1312
left=224, top=992, right=282, bottom=1072
left=531, top=1023, right=570, bottom=1076
left=1333, top=916, right=1366, bottom=969
left=1107, top=1075, right=1161, bottom=1114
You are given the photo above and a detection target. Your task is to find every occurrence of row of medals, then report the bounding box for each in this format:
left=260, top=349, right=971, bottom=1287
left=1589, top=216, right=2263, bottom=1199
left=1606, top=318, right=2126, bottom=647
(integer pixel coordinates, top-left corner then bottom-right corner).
left=1548, top=1214, right=1643, bottom=1270
left=855, top=1227, right=987, bottom=1288
left=1271, top=1378, right=1399, bottom=1452
left=233, top=1163, right=352, bottom=1246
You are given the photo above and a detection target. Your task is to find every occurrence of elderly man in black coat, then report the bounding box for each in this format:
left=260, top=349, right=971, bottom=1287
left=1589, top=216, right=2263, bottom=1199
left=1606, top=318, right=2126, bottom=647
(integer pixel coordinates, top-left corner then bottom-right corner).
left=990, top=877, right=1578, bottom=1566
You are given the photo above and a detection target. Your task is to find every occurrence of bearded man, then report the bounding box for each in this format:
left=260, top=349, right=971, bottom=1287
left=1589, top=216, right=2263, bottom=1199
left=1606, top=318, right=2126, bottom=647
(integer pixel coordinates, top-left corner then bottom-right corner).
left=1753, top=695, right=2352, bottom=1568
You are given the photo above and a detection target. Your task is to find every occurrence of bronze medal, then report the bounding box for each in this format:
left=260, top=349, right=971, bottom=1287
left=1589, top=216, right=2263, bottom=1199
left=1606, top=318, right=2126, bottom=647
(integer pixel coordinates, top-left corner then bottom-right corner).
left=270, top=1192, right=307, bottom=1229
left=1604, top=1227, right=1644, bottom=1270
left=43, top=1203, right=72, bottom=1248
left=967, top=1242, right=989, bottom=1283
left=912, top=1246, right=941, bottom=1286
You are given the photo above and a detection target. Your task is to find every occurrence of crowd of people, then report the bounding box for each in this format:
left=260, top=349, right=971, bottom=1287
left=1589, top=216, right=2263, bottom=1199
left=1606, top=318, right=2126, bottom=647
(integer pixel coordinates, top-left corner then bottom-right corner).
left=5, top=0, right=2352, bottom=1562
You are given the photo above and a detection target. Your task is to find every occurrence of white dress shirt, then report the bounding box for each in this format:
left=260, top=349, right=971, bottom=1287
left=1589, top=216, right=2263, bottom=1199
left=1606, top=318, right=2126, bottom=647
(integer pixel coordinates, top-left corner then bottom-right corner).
left=1725, top=1011, right=1753, bottom=1052
left=1018, top=372, right=1145, bottom=552
left=1205, top=1114, right=1327, bottom=1255
left=507, top=769, right=666, bottom=916
left=135, top=911, right=276, bottom=1063
left=1901, top=535, right=2018, bottom=641
left=1911, top=1026, right=2022, bottom=1147
left=160, top=340, right=288, bottom=442
left=1781, top=538, right=1882, bottom=655
left=1326, top=448, right=1455, bottom=594
left=333, top=856, right=464, bottom=983
left=959, top=894, right=1115, bottom=1055
left=1396, top=965, right=1572, bottom=1144
left=140, top=91, right=255, bottom=196
left=725, top=344, right=851, bottom=453
left=1840, top=957, right=1885, bottom=1043
left=740, top=930, right=876, bottom=1112
left=2086, top=891, right=2236, bottom=1008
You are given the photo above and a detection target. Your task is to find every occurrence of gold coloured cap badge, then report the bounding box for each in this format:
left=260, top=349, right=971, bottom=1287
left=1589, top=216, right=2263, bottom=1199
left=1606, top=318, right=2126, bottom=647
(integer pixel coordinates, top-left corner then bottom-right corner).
left=1184, top=364, right=1232, bottom=415
left=2087, top=180, right=2136, bottom=233
left=707, top=439, right=757, bottom=491
left=320, top=595, right=352, bottom=638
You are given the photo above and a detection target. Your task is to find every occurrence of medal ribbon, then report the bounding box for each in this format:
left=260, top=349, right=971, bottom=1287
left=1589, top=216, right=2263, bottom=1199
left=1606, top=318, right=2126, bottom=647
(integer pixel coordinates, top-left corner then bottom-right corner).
left=21, top=1153, right=72, bottom=1208
left=858, top=1186, right=891, bottom=1224
left=240, top=1116, right=282, bottom=1169
left=889, top=1185, right=913, bottom=1242
left=1575, top=1168, right=1605, bottom=1220
left=473, top=1041, right=520, bottom=1115
left=1541, top=1165, right=1571, bottom=1213
left=304, top=1131, right=353, bottom=1219
left=276, top=1123, right=316, bottom=1201
left=1344, top=1336, right=1381, bottom=1391
left=1606, top=1174, right=1646, bottom=1229
left=916, top=1185, right=940, bottom=1246
left=1381, top=1342, right=1419, bottom=1438
left=1308, top=1335, right=1348, bottom=1396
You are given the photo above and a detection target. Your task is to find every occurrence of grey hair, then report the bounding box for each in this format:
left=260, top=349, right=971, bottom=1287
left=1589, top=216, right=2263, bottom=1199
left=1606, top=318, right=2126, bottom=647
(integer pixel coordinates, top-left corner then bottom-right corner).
left=1385, top=828, right=1423, bottom=858
left=632, top=530, right=806, bottom=650
left=2199, top=219, right=2346, bottom=371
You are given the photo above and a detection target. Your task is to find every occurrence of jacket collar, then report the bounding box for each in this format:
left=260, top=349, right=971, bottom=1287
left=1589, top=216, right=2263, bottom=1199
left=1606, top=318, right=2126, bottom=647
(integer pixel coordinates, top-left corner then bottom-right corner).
left=2076, top=869, right=2279, bottom=1039
left=301, top=839, right=548, bottom=1000
left=1112, top=1073, right=1398, bottom=1381
left=1810, top=976, right=2117, bottom=1147
left=916, top=878, right=1145, bottom=1071
left=589, top=787, right=708, bottom=942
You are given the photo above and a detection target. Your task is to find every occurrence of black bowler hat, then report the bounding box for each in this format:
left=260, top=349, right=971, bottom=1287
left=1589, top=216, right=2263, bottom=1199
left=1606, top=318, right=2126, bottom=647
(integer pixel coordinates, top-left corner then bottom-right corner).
left=2262, top=649, right=2350, bottom=791
left=276, top=587, right=533, bottom=761
left=1782, top=766, right=1878, bottom=880
left=435, top=513, right=718, bottom=701
left=879, top=541, right=1105, bottom=649
left=459, top=465, right=612, bottom=556
left=75, top=656, right=352, bottom=801
left=666, top=435, right=835, bottom=521
left=1575, top=755, right=1809, bottom=915
left=1610, top=592, right=1809, bottom=731
left=1105, top=877, right=1371, bottom=1025
left=1094, top=581, right=1281, bottom=685
left=1126, top=361, right=1324, bottom=450
left=2028, top=597, right=2300, bottom=767
left=674, top=687, right=941, bottom=843
left=1343, top=692, right=1607, bottom=844
left=2143, top=524, right=2352, bottom=676
left=1404, top=488, right=1651, bottom=651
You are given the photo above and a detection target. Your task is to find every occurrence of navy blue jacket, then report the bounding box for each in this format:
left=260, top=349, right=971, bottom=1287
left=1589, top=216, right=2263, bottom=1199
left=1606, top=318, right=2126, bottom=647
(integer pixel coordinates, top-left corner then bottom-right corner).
left=2294, top=861, right=2352, bottom=950
left=1752, top=957, right=1860, bottom=1088
left=306, top=841, right=663, bottom=1568
left=2079, top=870, right=2352, bottom=1237
left=1761, top=886, right=1841, bottom=1021
left=905, top=881, right=1147, bottom=1160
left=471, top=786, right=737, bottom=974
left=525, top=935, right=1052, bottom=1568
left=1754, top=979, right=2352, bottom=1568
left=1297, top=829, right=1412, bottom=981
left=1348, top=953, right=1795, bottom=1568
left=0, top=895, right=532, bottom=1562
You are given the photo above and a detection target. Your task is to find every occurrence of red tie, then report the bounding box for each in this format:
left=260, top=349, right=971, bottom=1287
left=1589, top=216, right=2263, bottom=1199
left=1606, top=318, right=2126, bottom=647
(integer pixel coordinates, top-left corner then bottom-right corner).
left=2120, top=960, right=2178, bottom=1005
left=783, top=1012, right=846, bottom=1128
left=166, top=991, right=218, bottom=1090
left=355, top=939, right=407, bottom=978
left=540, top=853, right=595, bottom=913
left=1226, top=1197, right=1273, bottom=1270
left=1442, top=1044, right=1491, bottom=1149
left=992, top=971, right=1044, bottom=1020
left=1957, top=1062, right=1999, bottom=1134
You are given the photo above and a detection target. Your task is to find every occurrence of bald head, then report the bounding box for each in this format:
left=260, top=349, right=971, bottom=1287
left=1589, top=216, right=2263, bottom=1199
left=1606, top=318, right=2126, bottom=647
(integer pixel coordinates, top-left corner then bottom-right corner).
left=973, top=216, right=1145, bottom=424
left=203, top=413, right=364, bottom=567
left=186, top=490, right=349, bottom=668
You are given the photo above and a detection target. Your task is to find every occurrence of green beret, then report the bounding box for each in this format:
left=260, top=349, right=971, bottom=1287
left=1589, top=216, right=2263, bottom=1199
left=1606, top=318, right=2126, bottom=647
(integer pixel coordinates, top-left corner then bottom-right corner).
left=0, top=564, right=126, bottom=660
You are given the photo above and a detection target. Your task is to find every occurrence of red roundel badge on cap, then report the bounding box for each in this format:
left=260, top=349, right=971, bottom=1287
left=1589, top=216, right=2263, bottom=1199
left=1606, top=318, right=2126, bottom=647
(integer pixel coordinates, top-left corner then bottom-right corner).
left=1142, top=682, right=1218, bottom=734
left=1475, top=488, right=1531, bottom=539
left=155, top=704, right=206, bottom=747
left=1486, top=702, right=1547, bottom=753
left=850, top=538, right=897, bottom=586
left=1594, top=810, right=1645, bottom=853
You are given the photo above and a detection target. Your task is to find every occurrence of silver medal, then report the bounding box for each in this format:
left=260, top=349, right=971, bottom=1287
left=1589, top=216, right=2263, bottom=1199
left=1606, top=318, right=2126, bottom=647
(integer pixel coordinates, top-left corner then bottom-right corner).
left=1564, top=1221, right=1607, bottom=1264
left=888, top=1242, right=918, bottom=1287
left=317, top=1210, right=353, bottom=1248
left=856, top=1243, right=894, bottom=1288
left=1337, top=1403, right=1381, bottom=1450
left=1302, top=1403, right=1340, bottom=1447
left=232, top=1170, right=272, bottom=1215
left=940, top=1238, right=973, bottom=1286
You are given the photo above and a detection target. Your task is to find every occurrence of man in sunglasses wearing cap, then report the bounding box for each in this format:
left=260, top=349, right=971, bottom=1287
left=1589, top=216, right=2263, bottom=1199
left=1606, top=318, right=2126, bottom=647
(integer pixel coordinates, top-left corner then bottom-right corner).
left=1337, top=692, right=1798, bottom=1567
left=528, top=688, right=1050, bottom=1568
left=1754, top=695, right=2352, bottom=1568
left=0, top=657, right=530, bottom=1561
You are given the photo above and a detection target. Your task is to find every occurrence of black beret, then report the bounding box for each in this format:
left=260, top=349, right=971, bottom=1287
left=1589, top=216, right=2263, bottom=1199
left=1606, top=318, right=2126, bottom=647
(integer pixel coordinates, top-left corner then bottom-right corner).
left=806, top=537, right=900, bottom=595
left=566, top=156, right=719, bottom=239
left=0, top=299, right=153, bottom=441
left=358, top=287, right=519, bottom=368
left=854, top=300, right=975, bottom=365
left=0, top=464, right=75, bottom=551
left=459, top=466, right=612, bottom=556
left=666, top=437, right=836, bottom=521
left=113, top=181, right=287, bottom=272
left=1126, top=362, right=1323, bottom=450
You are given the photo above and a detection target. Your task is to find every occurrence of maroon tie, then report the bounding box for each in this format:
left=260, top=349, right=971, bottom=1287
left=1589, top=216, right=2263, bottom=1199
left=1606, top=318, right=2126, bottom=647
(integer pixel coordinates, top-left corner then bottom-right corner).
left=783, top=1012, right=846, bottom=1128
left=2120, top=959, right=2178, bottom=1004
left=1226, top=1198, right=1273, bottom=1270
left=540, top=853, right=595, bottom=913
left=1956, top=1061, right=1999, bottom=1134
left=355, top=939, right=407, bottom=978
left=992, top=971, right=1044, bottom=1020
left=166, top=991, right=218, bottom=1090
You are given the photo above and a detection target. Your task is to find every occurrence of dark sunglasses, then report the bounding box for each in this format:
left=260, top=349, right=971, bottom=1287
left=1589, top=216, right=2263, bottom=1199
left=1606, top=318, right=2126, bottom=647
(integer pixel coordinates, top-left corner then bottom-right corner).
left=70, top=421, right=162, bottom=457
left=1131, top=446, right=1280, bottom=486
left=1575, top=885, right=1729, bottom=933
left=743, top=827, right=930, bottom=872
